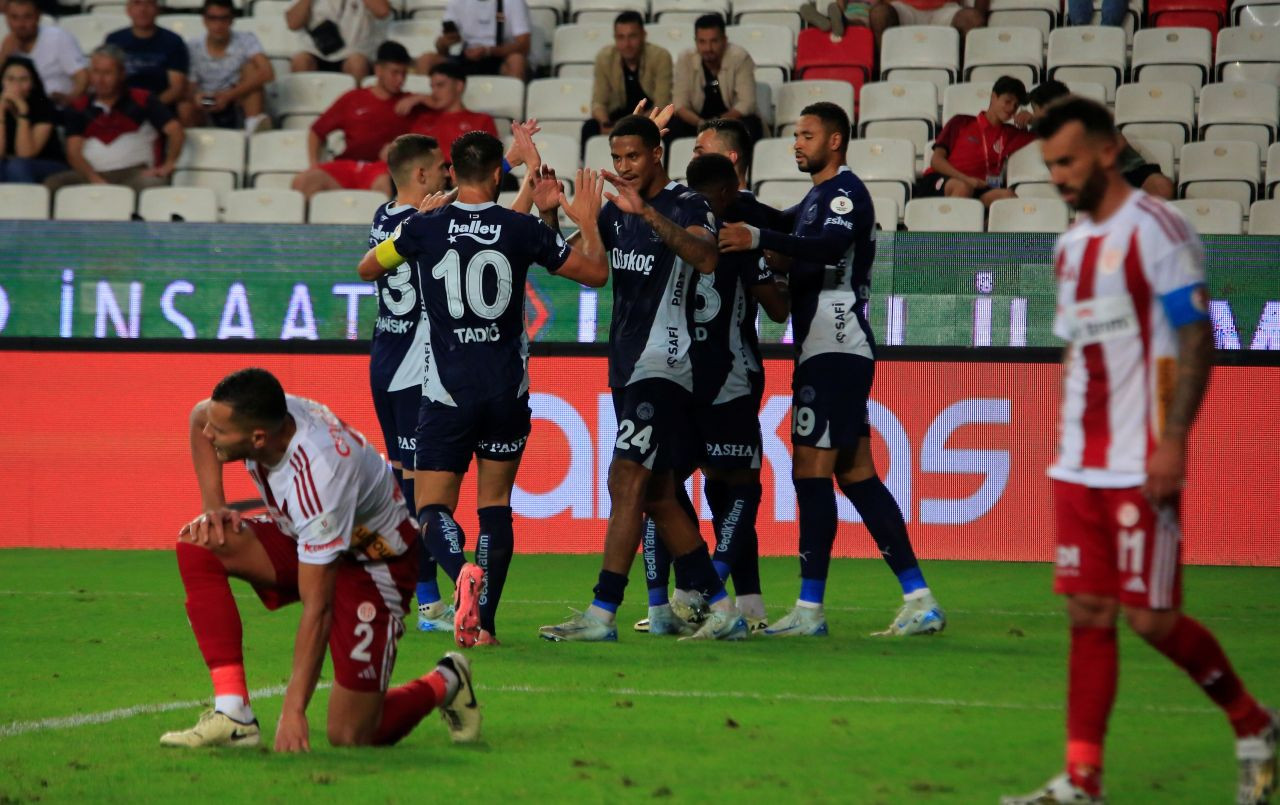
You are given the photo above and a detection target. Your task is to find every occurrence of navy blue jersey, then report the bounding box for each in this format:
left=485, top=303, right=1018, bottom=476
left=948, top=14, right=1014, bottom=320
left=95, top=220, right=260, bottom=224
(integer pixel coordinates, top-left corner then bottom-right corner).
left=600, top=181, right=715, bottom=390
left=388, top=201, right=571, bottom=405
left=761, top=166, right=876, bottom=364
left=369, top=200, right=425, bottom=393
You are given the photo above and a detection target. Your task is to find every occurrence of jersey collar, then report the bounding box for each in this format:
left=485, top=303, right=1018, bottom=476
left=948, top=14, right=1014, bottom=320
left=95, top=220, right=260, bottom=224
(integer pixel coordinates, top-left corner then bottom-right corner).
left=451, top=201, right=496, bottom=211
left=385, top=201, right=414, bottom=214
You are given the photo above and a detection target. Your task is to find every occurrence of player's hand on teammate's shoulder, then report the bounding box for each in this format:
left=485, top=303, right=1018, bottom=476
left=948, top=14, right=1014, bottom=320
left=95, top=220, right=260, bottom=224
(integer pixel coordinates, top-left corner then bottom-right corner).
left=418, top=187, right=458, bottom=214
left=718, top=222, right=755, bottom=253
left=601, top=171, right=646, bottom=215
left=274, top=709, right=310, bottom=753
left=178, top=507, right=243, bottom=548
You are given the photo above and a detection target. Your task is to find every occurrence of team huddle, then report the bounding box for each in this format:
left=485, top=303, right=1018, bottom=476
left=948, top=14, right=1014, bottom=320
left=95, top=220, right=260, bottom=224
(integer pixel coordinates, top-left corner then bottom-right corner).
left=157, top=94, right=1277, bottom=805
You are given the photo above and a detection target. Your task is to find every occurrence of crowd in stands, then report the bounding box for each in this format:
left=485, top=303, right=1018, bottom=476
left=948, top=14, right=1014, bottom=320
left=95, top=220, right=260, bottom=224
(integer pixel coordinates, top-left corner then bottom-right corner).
left=0, top=0, right=1274, bottom=232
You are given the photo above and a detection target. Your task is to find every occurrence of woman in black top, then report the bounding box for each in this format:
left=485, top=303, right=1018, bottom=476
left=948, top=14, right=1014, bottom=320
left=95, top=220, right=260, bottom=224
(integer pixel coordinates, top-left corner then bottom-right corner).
left=0, top=56, right=67, bottom=183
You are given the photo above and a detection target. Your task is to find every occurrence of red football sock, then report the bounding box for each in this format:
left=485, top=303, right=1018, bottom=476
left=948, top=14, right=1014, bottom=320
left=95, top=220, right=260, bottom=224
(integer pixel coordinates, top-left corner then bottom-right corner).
left=176, top=541, right=245, bottom=687
left=373, top=671, right=447, bottom=746
left=1151, top=615, right=1271, bottom=738
left=1065, top=626, right=1117, bottom=797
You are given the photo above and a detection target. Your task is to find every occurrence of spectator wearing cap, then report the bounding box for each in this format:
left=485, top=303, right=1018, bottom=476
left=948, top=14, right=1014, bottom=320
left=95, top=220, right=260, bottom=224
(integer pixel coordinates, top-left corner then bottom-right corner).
left=0, top=0, right=87, bottom=105
left=44, top=44, right=185, bottom=192
left=286, top=0, right=391, bottom=80
left=178, top=0, right=274, bottom=132
left=418, top=0, right=531, bottom=79
left=582, top=11, right=671, bottom=145
left=397, top=62, right=498, bottom=160
left=291, top=41, right=413, bottom=198
left=914, top=75, right=1034, bottom=206
left=670, top=14, right=761, bottom=144
left=105, top=0, right=189, bottom=108
left=870, top=0, right=987, bottom=49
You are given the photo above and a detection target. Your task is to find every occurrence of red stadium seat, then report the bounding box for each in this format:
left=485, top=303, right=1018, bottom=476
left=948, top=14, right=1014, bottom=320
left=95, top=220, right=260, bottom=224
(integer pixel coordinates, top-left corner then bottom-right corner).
left=795, top=27, right=875, bottom=84
left=1155, top=10, right=1222, bottom=37
left=1148, top=0, right=1228, bottom=32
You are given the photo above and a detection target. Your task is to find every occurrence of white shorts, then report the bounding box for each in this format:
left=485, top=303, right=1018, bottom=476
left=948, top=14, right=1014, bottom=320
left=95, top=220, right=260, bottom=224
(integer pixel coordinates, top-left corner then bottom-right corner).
left=889, top=1, right=963, bottom=24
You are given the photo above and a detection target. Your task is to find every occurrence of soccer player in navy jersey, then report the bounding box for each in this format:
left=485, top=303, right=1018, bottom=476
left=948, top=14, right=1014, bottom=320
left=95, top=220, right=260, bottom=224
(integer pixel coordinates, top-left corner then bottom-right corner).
left=720, top=102, right=947, bottom=638
left=358, top=131, right=609, bottom=647
left=535, top=115, right=750, bottom=643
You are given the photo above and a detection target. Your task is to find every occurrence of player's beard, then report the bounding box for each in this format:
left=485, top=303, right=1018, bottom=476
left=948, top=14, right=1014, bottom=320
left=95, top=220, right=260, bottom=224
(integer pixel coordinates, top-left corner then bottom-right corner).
left=1062, top=163, right=1109, bottom=215
left=797, top=152, right=825, bottom=175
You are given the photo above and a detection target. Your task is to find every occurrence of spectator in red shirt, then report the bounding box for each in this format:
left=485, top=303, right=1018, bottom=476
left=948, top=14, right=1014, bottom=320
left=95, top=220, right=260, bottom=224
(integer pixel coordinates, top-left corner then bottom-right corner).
left=914, top=75, right=1034, bottom=207
left=291, top=41, right=413, bottom=199
left=396, top=62, right=497, bottom=161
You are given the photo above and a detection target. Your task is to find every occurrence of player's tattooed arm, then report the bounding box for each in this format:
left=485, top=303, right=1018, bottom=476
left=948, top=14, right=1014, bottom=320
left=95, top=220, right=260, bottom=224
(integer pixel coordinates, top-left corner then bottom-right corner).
left=1144, top=318, right=1213, bottom=505
left=277, top=559, right=339, bottom=753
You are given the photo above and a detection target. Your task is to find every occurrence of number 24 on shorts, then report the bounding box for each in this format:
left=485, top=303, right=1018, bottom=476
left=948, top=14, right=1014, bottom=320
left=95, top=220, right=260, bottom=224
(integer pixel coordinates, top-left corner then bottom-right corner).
left=616, top=419, right=654, bottom=454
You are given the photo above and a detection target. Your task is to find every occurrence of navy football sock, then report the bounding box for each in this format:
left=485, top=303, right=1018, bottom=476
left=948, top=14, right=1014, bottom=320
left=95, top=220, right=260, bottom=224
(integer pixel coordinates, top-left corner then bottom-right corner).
left=839, top=477, right=926, bottom=595
left=720, top=482, right=763, bottom=595
left=795, top=477, right=837, bottom=605
left=419, top=504, right=467, bottom=581
left=672, top=544, right=728, bottom=605
left=395, top=468, right=440, bottom=605
left=476, top=506, right=514, bottom=635
left=642, top=517, right=672, bottom=606
left=591, top=569, right=629, bottom=613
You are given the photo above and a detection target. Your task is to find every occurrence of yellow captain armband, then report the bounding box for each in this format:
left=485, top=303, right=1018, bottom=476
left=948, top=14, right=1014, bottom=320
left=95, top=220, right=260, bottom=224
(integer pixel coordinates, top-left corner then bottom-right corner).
left=374, top=237, right=405, bottom=270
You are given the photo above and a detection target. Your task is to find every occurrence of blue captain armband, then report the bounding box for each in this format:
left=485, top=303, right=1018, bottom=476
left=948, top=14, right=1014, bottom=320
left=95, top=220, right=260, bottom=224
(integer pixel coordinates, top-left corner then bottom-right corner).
left=1160, top=283, right=1210, bottom=328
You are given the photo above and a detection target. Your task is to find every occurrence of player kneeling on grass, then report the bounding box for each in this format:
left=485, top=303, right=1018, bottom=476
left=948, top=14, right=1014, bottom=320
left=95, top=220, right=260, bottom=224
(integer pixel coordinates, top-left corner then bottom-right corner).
left=162, top=368, right=479, bottom=751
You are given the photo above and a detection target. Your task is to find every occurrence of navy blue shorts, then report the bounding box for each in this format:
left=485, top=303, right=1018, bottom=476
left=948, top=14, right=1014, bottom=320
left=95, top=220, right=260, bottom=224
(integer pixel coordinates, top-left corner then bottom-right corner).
left=790, top=353, right=874, bottom=449
left=693, top=383, right=764, bottom=471
left=415, top=392, right=532, bottom=473
left=371, top=384, right=420, bottom=468
left=610, top=379, right=694, bottom=474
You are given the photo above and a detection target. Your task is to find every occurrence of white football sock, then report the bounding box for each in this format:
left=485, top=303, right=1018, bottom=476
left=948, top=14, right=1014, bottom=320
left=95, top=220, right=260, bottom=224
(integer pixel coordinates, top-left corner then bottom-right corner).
left=214, top=695, right=254, bottom=723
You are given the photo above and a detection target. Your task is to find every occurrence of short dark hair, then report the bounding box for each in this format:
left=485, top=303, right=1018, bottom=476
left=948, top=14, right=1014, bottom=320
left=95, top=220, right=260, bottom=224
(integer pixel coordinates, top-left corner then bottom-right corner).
left=685, top=153, right=738, bottom=194
left=211, top=368, right=287, bottom=429
left=800, top=101, right=851, bottom=152
left=1033, top=96, right=1118, bottom=141
left=698, top=117, right=752, bottom=172
left=376, top=41, right=412, bottom=65
left=694, top=13, right=726, bottom=33
left=614, top=10, right=644, bottom=27
left=4, top=0, right=39, bottom=9
left=451, top=131, right=504, bottom=183
left=429, top=61, right=466, bottom=83
left=201, top=0, right=234, bottom=15
left=387, top=133, right=440, bottom=184
left=1028, top=79, right=1070, bottom=109
left=991, top=75, right=1028, bottom=104
left=610, top=114, right=661, bottom=150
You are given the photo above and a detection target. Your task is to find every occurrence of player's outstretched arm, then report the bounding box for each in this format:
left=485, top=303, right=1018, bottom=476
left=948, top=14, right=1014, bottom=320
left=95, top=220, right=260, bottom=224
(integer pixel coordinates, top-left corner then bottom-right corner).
left=357, top=233, right=408, bottom=282
left=555, top=169, right=608, bottom=287
left=602, top=170, right=718, bottom=274
left=276, top=559, right=339, bottom=753
left=1144, top=318, right=1213, bottom=505
left=719, top=218, right=855, bottom=264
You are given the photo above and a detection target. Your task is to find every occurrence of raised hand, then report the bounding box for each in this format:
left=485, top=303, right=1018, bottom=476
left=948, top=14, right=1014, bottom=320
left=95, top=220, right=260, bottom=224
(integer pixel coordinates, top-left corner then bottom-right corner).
left=601, top=170, right=647, bottom=216
left=561, top=168, right=603, bottom=225
left=505, top=118, right=542, bottom=171
left=531, top=165, right=564, bottom=214
left=632, top=99, right=674, bottom=138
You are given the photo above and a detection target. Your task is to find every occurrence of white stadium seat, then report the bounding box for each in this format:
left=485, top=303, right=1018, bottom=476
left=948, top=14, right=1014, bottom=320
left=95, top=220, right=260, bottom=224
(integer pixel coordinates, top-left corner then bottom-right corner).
left=222, top=188, right=306, bottom=223
left=137, top=187, right=220, bottom=222
left=155, top=14, right=204, bottom=38
left=987, top=0, right=1058, bottom=39
left=464, top=76, right=527, bottom=124
left=646, top=22, right=694, bottom=57
left=0, top=184, right=49, bottom=219
left=881, top=26, right=960, bottom=92
left=175, top=128, right=246, bottom=193
left=987, top=197, right=1070, bottom=232
left=54, top=185, right=135, bottom=221
left=750, top=137, right=801, bottom=188
left=726, top=24, right=795, bottom=71
left=59, top=13, right=128, bottom=54
left=1178, top=140, right=1261, bottom=209
left=1267, top=142, right=1280, bottom=198
left=1114, top=82, right=1196, bottom=154
left=1215, top=27, right=1280, bottom=85
left=1131, top=28, right=1212, bottom=95
left=1063, top=81, right=1109, bottom=106
left=510, top=132, right=582, bottom=182
left=1234, top=0, right=1280, bottom=25
left=737, top=11, right=802, bottom=38
left=308, top=190, right=389, bottom=224
left=569, top=0, right=646, bottom=23
left=584, top=134, right=614, bottom=173
left=858, top=81, right=938, bottom=167
left=847, top=138, right=916, bottom=211
left=247, top=130, right=311, bottom=186
left=904, top=197, right=985, bottom=232
left=1247, top=199, right=1280, bottom=234
left=271, top=72, right=356, bottom=125
left=963, top=27, right=1043, bottom=87
left=651, top=0, right=728, bottom=19
left=1128, top=138, right=1177, bottom=183
left=388, top=18, right=441, bottom=39
left=238, top=15, right=306, bottom=60
left=552, top=23, right=612, bottom=73
left=1170, top=198, right=1244, bottom=234
left=755, top=180, right=810, bottom=210
left=775, top=80, right=856, bottom=136
left=1196, top=81, right=1279, bottom=155
left=1007, top=144, right=1054, bottom=195
left=523, top=78, right=595, bottom=139
left=872, top=196, right=901, bottom=229
left=942, top=81, right=993, bottom=127
left=1048, top=26, right=1127, bottom=102
left=666, top=137, right=696, bottom=180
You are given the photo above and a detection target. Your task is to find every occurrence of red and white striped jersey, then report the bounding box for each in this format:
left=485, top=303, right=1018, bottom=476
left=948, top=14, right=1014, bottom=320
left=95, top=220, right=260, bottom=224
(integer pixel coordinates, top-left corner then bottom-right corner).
left=245, top=395, right=413, bottom=565
left=1049, top=190, right=1206, bottom=488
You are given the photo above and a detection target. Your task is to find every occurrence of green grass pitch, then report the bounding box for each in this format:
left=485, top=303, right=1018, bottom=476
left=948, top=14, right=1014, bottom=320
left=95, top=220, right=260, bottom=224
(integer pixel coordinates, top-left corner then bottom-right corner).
left=1, top=550, right=1276, bottom=803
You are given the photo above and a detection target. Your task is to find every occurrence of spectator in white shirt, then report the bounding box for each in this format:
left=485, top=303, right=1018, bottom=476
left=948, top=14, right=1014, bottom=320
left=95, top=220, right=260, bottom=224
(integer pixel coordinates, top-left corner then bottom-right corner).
left=286, top=0, right=391, bottom=81
left=418, top=0, right=530, bottom=80
left=178, top=0, right=274, bottom=132
left=0, top=0, right=87, bottom=105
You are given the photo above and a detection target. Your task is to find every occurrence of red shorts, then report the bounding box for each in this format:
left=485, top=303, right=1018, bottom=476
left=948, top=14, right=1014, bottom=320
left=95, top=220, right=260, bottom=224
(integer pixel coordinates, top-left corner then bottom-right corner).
left=244, top=516, right=419, bottom=693
left=317, top=159, right=389, bottom=190
left=1052, top=480, right=1183, bottom=610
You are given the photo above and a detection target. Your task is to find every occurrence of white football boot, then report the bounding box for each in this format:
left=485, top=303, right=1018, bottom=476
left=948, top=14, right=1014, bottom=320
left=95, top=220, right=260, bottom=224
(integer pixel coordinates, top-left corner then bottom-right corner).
left=1001, top=773, right=1104, bottom=804
left=160, top=710, right=260, bottom=749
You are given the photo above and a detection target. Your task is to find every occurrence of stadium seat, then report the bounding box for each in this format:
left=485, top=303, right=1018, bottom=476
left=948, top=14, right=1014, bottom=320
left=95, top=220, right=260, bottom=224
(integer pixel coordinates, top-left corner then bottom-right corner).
left=872, top=196, right=901, bottom=229
left=987, top=0, right=1059, bottom=39
left=1047, top=26, right=1128, bottom=102
left=1063, top=81, right=1109, bottom=106
left=524, top=78, right=595, bottom=139
left=1233, top=0, right=1280, bottom=25
left=962, top=27, right=1043, bottom=87
left=59, top=13, right=128, bottom=54
left=647, top=22, right=694, bottom=57
left=270, top=72, right=356, bottom=126
left=737, top=11, right=802, bottom=37
left=237, top=16, right=305, bottom=60
left=794, top=26, right=874, bottom=84
left=569, top=0, right=645, bottom=23
left=136, top=187, right=219, bottom=222
left=1197, top=81, right=1279, bottom=154
left=756, top=180, right=810, bottom=210
left=387, top=18, right=441, bottom=40
left=755, top=80, right=776, bottom=131
left=1215, top=27, right=1280, bottom=84
left=667, top=137, right=696, bottom=180
left=1128, top=138, right=1177, bottom=182
left=1247, top=199, right=1280, bottom=233
left=1006, top=144, right=1054, bottom=195
left=389, top=35, right=438, bottom=63
left=515, top=132, right=582, bottom=181
left=53, top=185, right=135, bottom=221
left=526, top=0, right=565, bottom=23
left=1114, top=82, right=1196, bottom=154
left=942, top=81, right=994, bottom=127
left=847, top=138, right=916, bottom=211
left=1131, top=28, right=1212, bottom=95
left=527, top=4, right=558, bottom=70
left=175, top=128, right=245, bottom=194
left=987, top=197, right=1070, bottom=232
left=551, top=24, right=612, bottom=75
left=155, top=13, right=203, bottom=38
left=727, top=24, right=795, bottom=72
left=857, top=81, right=938, bottom=166
left=307, top=190, right=389, bottom=224
left=247, top=130, right=311, bottom=186
left=251, top=0, right=294, bottom=18
left=1170, top=197, right=1244, bottom=233
left=464, top=76, right=526, bottom=124
left=0, top=184, right=49, bottom=220
left=1178, top=141, right=1261, bottom=209
left=1149, top=0, right=1227, bottom=29
left=775, top=80, right=856, bottom=137
left=732, top=0, right=805, bottom=17
left=222, top=188, right=306, bottom=223
left=904, top=197, right=985, bottom=232
left=584, top=134, right=613, bottom=172
left=880, top=26, right=959, bottom=93
left=1267, top=142, right=1280, bottom=198
left=652, top=0, right=729, bottom=19
left=750, top=137, right=802, bottom=188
